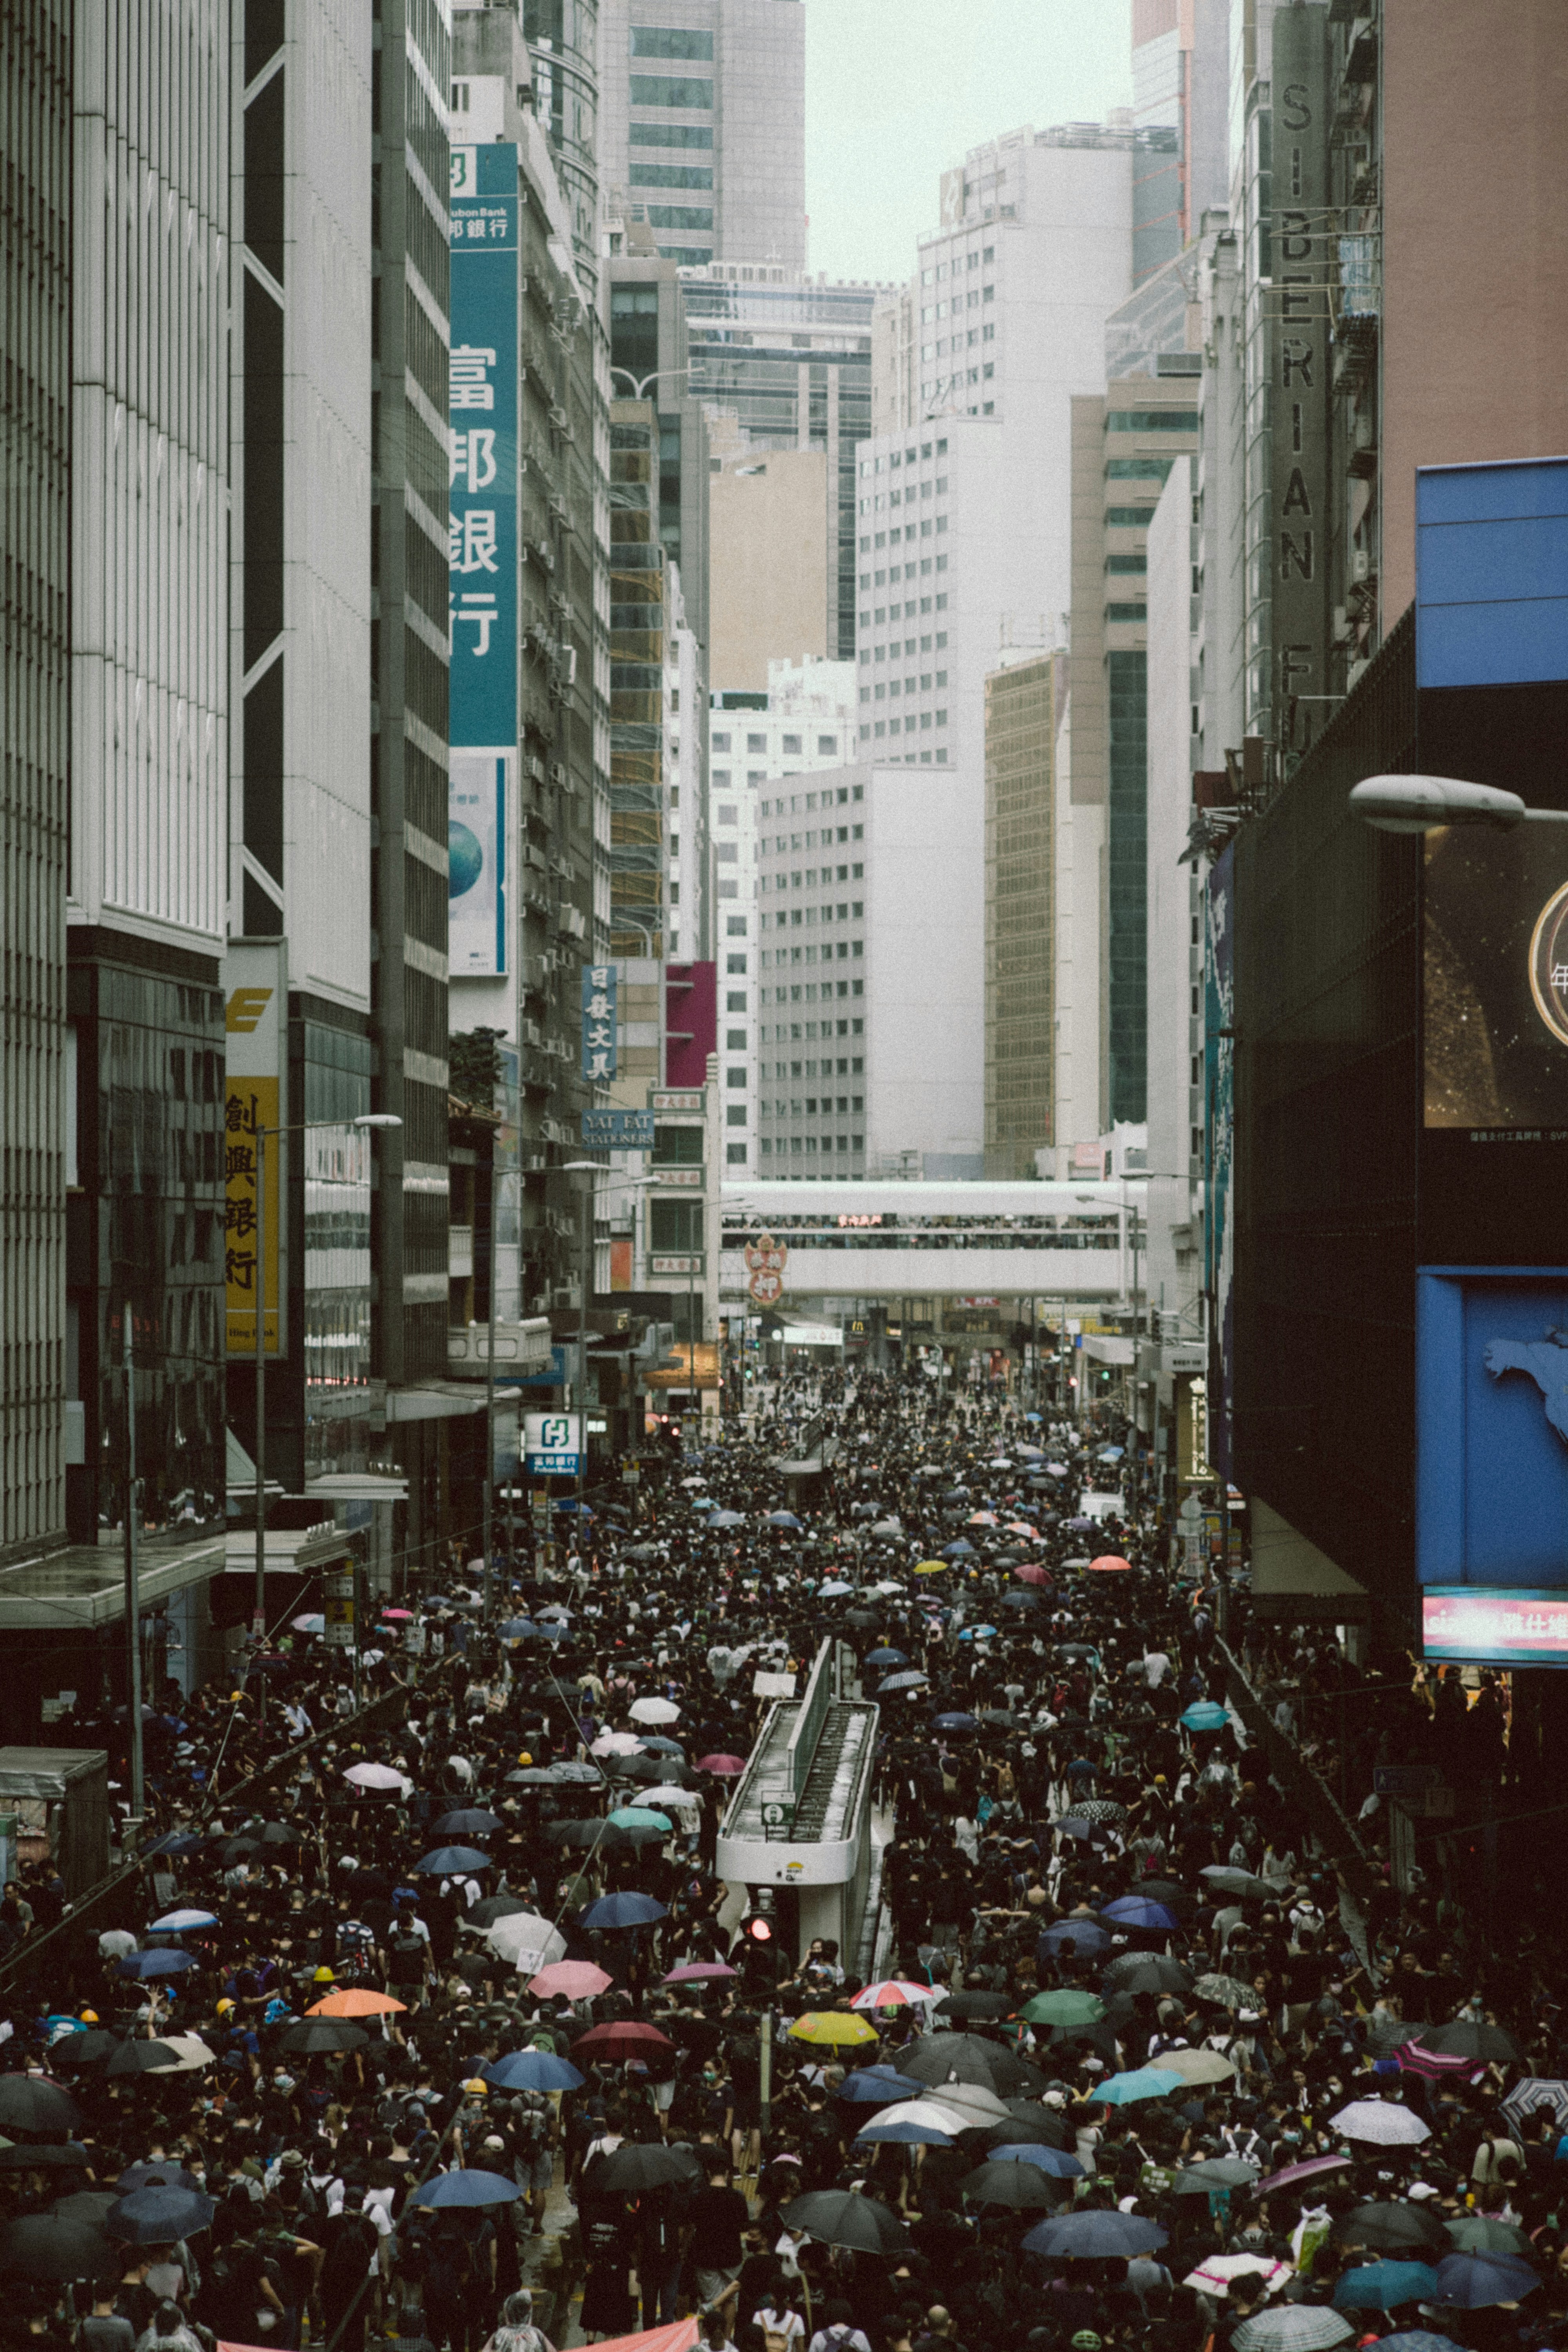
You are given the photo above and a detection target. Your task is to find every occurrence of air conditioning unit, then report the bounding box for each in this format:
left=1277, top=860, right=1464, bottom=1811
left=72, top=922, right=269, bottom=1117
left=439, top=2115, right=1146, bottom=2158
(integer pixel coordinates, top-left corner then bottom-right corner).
left=550, top=762, right=568, bottom=788
left=528, top=756, right=547, bottom=784
left=1352, top=549, right=1371, bottom=583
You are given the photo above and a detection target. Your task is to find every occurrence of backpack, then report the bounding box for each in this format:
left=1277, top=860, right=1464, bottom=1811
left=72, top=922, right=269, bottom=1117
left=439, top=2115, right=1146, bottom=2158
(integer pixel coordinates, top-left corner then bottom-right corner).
left=760, top=2316, right=794, bottom=2352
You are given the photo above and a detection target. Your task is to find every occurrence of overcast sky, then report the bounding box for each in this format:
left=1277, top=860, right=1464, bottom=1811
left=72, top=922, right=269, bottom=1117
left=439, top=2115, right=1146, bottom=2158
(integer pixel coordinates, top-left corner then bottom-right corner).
left=803, top=0, right=1134, bottom=287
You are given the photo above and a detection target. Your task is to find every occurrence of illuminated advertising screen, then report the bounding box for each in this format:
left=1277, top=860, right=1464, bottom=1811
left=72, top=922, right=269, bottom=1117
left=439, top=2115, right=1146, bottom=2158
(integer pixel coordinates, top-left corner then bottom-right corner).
left=1417, top=1267, right=1568, bottom=1587
left=1423, top=1586, right=1568, bottom=1668
left=1424, top=824, right=1568, bottom=1128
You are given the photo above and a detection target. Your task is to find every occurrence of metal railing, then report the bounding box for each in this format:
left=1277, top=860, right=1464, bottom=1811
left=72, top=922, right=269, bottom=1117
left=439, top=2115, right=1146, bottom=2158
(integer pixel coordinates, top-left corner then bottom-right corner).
left=784, top=1636, right=835, bottom=1802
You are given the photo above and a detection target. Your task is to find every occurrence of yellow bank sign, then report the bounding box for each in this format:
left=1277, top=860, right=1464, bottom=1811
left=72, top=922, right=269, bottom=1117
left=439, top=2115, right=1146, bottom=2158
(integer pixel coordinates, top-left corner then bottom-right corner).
left=222, top=942, right=287, bottom=1357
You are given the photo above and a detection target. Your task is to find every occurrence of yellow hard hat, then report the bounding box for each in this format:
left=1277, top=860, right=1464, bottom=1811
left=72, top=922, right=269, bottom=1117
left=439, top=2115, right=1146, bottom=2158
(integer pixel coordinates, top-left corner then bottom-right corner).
left=313, top=1966, right=336, bottom=1983
left=216, top=1998, right=236, bottom=2016
left=462, top=2078, right=488, bottom=2097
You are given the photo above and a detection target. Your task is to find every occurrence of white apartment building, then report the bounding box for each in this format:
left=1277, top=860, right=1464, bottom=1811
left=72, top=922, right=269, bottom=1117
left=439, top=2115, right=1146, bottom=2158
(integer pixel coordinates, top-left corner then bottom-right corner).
left=664, top=563, right=708, bottom=960
left=857, top=127, right=1135, bottom=793
left=753, top=762, right=984, bottom=1180
left=706, top=656, right=857, bottom=1168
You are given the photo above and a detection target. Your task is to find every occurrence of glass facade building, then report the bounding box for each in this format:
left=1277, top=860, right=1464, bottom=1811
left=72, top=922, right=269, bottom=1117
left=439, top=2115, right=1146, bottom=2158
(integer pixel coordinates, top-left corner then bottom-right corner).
left=609, top=403, right=668, bottom=958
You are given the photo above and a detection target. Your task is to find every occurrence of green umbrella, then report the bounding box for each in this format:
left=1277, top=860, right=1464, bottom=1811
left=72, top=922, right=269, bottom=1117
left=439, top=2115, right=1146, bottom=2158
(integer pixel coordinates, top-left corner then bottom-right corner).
left=1022, top=1991, right=1106, bottom=2029
left=606, top=1808, right=673, bottom=1834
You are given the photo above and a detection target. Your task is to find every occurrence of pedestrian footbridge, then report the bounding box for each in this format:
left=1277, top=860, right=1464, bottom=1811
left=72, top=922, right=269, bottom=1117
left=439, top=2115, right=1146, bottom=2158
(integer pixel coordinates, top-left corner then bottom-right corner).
left=720, top=1178, right=1147, bottom=1303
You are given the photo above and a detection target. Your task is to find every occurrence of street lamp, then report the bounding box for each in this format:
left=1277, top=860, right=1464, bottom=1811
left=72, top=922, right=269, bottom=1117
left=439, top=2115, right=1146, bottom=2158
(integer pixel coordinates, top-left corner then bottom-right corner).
left=1348, top=774, right=1566, bottom=833
left=608, top=365, right=690, bottom=401
left=252, top=1113, right=400, bottom=1670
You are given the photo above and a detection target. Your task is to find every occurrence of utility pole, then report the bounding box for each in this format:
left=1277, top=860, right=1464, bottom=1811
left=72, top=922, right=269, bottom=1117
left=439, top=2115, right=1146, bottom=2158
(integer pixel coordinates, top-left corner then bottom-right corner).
left=123, top=1305, right=144, bottom=1830
left=482, top=1155, right=497, bottom=1624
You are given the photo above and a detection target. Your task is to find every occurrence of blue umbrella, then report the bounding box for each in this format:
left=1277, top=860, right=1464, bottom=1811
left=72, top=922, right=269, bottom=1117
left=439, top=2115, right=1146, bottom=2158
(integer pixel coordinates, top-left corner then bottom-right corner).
left=1333, top=2265, right=1442, bottom=2312
left=143, top=1833, right=203, bottom=1858
left=865, top=1649, right=907, bottom=1668
left=117, top=1950, right=198, bottom=1979
left=553, top=1501, right=592, bottom=1516
left=1101, top=1897, right=1179, bottom=1933
left=1092, top=2067, right=1183, bottom=2105
left=498, top=1619, right=539, bottom=1637
left=768, top=1512, right=803, bottom=1529
left=1181, top=1701, right=1229, bottom=1732
left=1024, top=2210, right=1168, bottom=2256
left=942, top=1541, right=975, bottom=1559
left=579, top=1891, right=668, bottom=1929
left=1038, top=1921, right=1111, bottom=1956
left=414, top=1846, right=492, bottom=1874
left=956, top=1624, right=997, bottom=1641
left=988, top=2143, right=1085, bottom=2178
left=855, top=2118, right=954, bottom=2145
left=640, top=1735, right=686, bottom=1757
left=933, top=1713, right=978, bottom=1731
left=877, top=1672, right=928, bottom=1695
left=817, top=1580, right=854, bottom=1598
left=709, top=1510, right=746, bottom=1528
left=1434, top=2253, right=1540, bottom=2308
left=482, top=2052, right=584, bottom=2093
left=836, top=2066, right=925, bottom=2103
left=408, top=2169, right=521, bottom=2209
left=148, top=1909, right=218, bottom=1932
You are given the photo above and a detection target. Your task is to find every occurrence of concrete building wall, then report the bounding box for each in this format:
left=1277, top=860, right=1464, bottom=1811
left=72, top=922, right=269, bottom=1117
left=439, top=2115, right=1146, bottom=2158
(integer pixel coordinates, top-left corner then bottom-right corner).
left=1380, top=0, right=1568, bottom=626
left=1144, top=457, right=1201, bottom=1336
left=708, top=445, right=829, bottom=691
left=984, top=654, right=1058, bottom=1178
left=862, top=765, right=985, bottom=1173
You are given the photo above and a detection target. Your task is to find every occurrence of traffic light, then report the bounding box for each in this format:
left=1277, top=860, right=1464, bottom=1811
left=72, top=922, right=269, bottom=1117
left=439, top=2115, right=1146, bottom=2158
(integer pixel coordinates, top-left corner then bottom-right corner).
left=738, top=1888, right=778, bottom=1982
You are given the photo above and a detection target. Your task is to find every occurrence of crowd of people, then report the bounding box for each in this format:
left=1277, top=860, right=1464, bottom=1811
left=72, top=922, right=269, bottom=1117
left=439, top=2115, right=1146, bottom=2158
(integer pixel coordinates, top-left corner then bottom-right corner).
left=0, top=1368, right=1560, bottom=2352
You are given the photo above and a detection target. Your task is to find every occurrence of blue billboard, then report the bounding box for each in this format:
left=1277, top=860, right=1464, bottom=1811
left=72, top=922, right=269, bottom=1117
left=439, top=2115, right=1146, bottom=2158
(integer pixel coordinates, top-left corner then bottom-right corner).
left=448, top=142, right=517, bottom=746
left=1418, top=1267, right=1568, bottom=1587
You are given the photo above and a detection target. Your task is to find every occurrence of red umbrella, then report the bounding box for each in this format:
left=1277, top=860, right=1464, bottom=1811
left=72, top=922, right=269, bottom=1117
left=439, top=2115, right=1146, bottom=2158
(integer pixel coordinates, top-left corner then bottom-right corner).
left=1014, top=1564, right=1051, bottom=1586
left=573, top=2021, right=674, bottom=2054
left=697, top=1754, right=746, bottom=1775
left=1089, top=1554, right=1132, bottom=1573
left=662, top=1962, right=737, bottom=1985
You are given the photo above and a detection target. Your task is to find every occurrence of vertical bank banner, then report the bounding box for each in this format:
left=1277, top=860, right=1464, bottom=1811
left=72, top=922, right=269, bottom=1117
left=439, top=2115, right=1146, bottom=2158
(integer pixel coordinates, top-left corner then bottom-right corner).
left=1204, top=846, right=1234, bottom=1479
left=582, top=963, right=617, bottom=1083
left=448, top=143, right=518, bottom=977
left=1270, top=4, right=1332, bottom=757
left=223, top=940, right=287, bottom=1357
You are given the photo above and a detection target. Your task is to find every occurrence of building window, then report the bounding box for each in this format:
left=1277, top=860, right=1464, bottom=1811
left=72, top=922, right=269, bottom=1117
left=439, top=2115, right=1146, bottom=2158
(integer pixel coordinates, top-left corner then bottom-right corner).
left=726, top=1104, right=747, bottom=1126
left=728, top=1141, right=748, bottom=1163
left=629, top=74, right=714, bottom=107
left=726, top=916, right=747, bottom=935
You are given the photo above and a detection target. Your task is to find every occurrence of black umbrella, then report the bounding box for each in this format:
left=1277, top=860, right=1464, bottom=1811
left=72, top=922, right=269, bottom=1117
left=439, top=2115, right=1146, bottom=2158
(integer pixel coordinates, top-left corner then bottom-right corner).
left=116, top=2165, right=205, bottom=2195
left=1422, top=2022, right=1523, bottom=2066
left=49, top=2034, right=118, bottom=2072
left=1024, top=2209, right=1168, bottom=2258
left=897, top=2034, right=1042, bottom=2094
left=782, top=2190, right=908, bottom=2255
left=0, top=2214, right=117, bottom=2281
left=277, top=2021, right=368, bottom=2056
left=589, top=2143, right=701, bottom=2193
left=432, top=1810, right=505, bottom=1838
left=106, top=2186, right=217, bottom=2244
left=959, top=2159, right=1059, bottom=2210
left=1102, top=1956, right=1192, bottom=1996
left=50, top=2194, right=118, bottom=2229
left=106, top=2040, right=183, bottom=2078
left=469, top=1896, right=532, bottom=1926
left=1333, top=2203, right=1447, bottom=2254
left=0, top=2080, right=79, bottom=2137
left=258, top=1821, right=302, bottom=1846
left=934, top=1992, right=1014, bottom=2022
left=0, top=2144, right=92, bottom=2172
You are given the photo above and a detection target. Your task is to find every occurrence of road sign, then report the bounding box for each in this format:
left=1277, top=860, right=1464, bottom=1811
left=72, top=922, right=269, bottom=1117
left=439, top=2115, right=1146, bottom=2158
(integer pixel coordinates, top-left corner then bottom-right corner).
left=761, top=1800, right=796, bottom=1832
left=1372, top=1764, right=1442, bottom=1798
left=581, top=1109, right=655, bottom=1148
left=524, top=1411, right=581, bottom=1475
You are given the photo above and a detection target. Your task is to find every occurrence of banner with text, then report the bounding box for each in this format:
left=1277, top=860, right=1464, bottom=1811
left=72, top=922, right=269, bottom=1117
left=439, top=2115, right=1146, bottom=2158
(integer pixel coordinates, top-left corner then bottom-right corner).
left=223, top=940, right=287, bottom=1357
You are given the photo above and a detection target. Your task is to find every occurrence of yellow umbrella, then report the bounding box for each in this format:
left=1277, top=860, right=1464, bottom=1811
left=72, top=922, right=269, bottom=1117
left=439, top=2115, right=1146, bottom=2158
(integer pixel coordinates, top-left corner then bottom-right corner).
left=913, top=1560, right=948, bottom=1576
left=788, top=2011, right=880, bottom=2047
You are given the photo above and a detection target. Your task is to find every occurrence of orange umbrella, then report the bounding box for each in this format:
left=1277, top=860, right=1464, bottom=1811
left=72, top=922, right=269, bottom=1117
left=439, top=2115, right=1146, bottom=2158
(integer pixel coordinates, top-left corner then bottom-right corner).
left=1088, top=1554, right=1132, bottom=1573
left=307, top=1989, right=407, bottom=2017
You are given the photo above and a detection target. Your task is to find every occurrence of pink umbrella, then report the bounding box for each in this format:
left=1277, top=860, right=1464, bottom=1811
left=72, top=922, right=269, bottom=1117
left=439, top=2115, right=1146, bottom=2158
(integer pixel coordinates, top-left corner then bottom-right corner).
left=528, top=1961, right=612, bottom=2000
left=1253, top=2153, right=1350, bottom=2196
left=1014, top=1564, right=1051, bottom=1587
left=697, top=1754, right=746, bottom=1775
left=1005, top=1521, right=1038, bottom=1537
left=967, top=1510, right=998, bottom=1526
left=1089, top=1554, right=1132, bottom=1573
left=850, top=1979, right=935, bottom=2011
left=379, top=1608, right=414, bottom=1622
left=662, top=1962, right=738, bottom=1985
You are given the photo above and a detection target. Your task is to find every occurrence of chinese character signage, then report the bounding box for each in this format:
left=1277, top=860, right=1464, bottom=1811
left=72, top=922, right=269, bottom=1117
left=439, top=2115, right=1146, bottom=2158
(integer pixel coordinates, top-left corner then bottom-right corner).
left=450, top=747, right=509, bottom=978
left=448, top=143, right=517, bottom=978
left=1423, top=1587, right=1568, bottom=1669
left=745, top=1232, right=788, bottom=1308
left=223, top=940, right=287, bottom=1357
left=581, top=963, right=617, bottom=1082
left=524, top=1412, right=581, bottom=1475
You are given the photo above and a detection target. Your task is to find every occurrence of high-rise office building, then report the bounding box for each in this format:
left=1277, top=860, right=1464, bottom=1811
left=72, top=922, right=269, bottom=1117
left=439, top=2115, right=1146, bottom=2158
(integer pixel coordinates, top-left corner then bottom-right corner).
left=1131, top=0, right=1228, bottom=281
left=984, top=654, right=1062, bottom=1179
left=708, top=657, right=858, bottom=1167
left=2, top=0, right=69, bottom=1562
left=684, top=267, right=884, bottom=663
left=604, top=242, right=711, bottom=651
left=598, top=0, right=805, bottom=270
left=754, top=763, right=984, bottom=1179
left=69, top=0, right=230, bottom=1546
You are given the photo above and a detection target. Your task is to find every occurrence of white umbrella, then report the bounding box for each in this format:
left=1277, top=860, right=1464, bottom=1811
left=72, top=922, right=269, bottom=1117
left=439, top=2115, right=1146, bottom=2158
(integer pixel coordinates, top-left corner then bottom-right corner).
left=592, top=1732, right=645, bottom=1756
left=344, top=1762, right=410, bottom=1793
left=1331, top=2098, right=1430, bottom=2145
left=629, top=1697, right=680, bottom=1724
left=917, top=2080, right=1009, bottom=2124
left=147, top=2034, right=218, bottom=2072
left=1155, top=2046, right=1237, bottom=2086
left=867, top=2097, right=973, bottom=2136
left=1231, top=2311, right=1354, bottom=2352
left=481, top=1913, right=568, bottom=1971
left=1183, top=2256, right=1292, bottom=2300
left=642, top=1784, right=701, bottom=1808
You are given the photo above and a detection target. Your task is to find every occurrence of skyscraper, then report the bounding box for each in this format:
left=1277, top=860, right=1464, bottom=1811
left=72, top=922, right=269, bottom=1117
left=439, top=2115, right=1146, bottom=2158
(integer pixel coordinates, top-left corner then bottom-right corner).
left=2, top=0, right=69, bottom=1562
left=597, top=0, right=805, bottom=269
left=1130, top=0, right=1229, bottom=281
